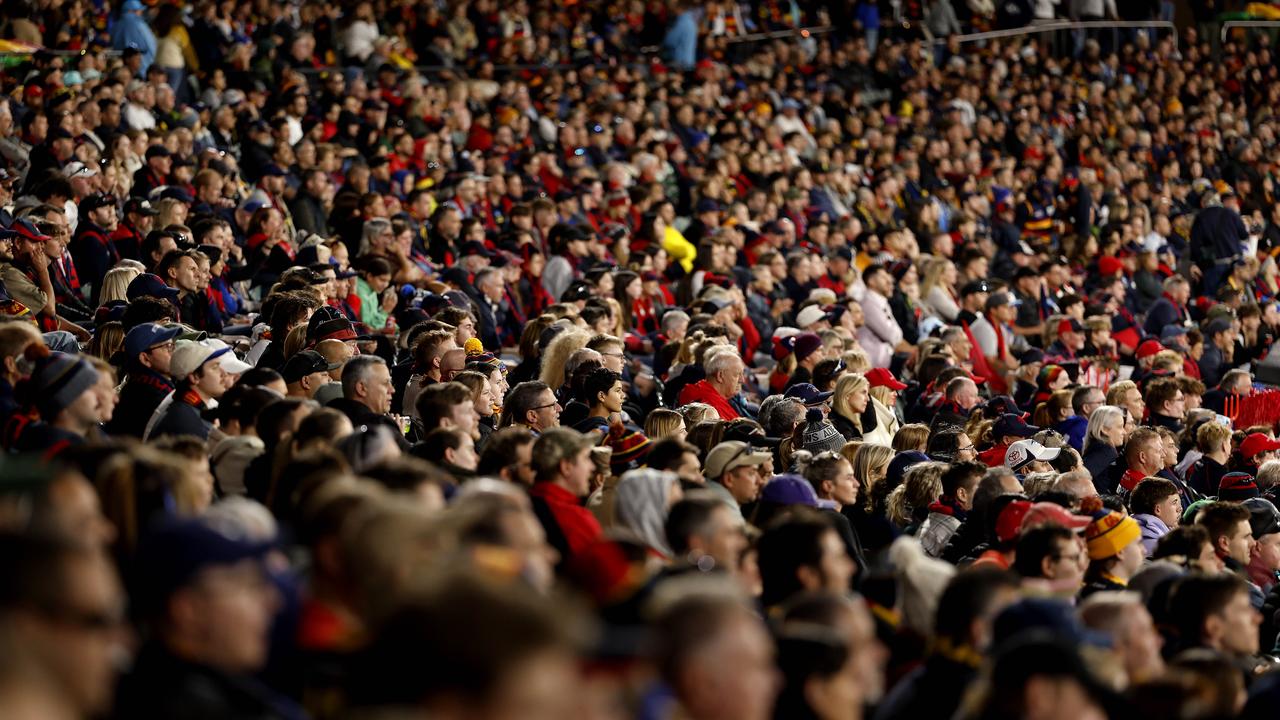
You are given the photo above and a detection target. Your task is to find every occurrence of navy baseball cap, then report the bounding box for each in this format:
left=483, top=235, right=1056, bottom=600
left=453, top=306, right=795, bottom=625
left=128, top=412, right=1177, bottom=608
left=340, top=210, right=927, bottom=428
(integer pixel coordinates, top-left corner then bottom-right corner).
left=993, top=598, right=1113, bottom=649
left=760, top=474, right=822, bottom=508
left=994, top=413, right=1040, bottom=439
left=123, top=322, right=182, bottom=361
left=134, top=516, right=273, bottom=612
left=7, top=217, right=51, bottom=242
left=784, top=383, right=834, bottom=406
left=126, top=273, right=179, bottom=301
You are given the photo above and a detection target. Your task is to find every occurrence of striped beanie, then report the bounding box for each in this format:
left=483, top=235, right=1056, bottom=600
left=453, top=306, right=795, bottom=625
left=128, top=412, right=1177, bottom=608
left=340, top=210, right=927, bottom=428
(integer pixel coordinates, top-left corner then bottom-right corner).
left=1219, top=472, right=1260, bottom=502
left=1084, top=510, right=1141, bottom=560
left=32, top=352, right=99, bottom=421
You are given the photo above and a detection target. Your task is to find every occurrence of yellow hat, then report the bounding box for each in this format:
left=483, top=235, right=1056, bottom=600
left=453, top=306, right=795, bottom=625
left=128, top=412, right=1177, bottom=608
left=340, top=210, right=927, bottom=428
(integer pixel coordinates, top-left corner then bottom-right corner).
left=1085, top=511, right=1140, bottom=560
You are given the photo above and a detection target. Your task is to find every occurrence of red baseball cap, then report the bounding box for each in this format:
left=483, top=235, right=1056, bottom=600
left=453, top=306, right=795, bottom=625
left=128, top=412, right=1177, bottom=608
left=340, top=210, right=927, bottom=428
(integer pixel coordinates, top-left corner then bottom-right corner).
left=1135, top=340, right=1164, bottom=360
left=995, top=500, right=1034, bottom=544
left=1239, top=433, right=1280, bottom=460
left=865, top=367, right=907, bottom=391
left=1021, top=502, right=1092, bottom=533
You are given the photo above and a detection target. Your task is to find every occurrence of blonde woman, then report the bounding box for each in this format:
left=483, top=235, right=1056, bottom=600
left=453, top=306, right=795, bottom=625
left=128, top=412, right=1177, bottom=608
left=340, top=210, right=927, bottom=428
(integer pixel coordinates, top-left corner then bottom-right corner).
left=886, top=460, right=947, bottom=530
left=99, top=265, right=142, bottom=304
left=918, top=256, right=960, bottom=322
left=892, top=423, right=930, bottom=452
left=87, top=322, right=125, bottom=363
left=831, top=373, right=893, bottom=445
left=846, top=442, right=897, bottom=556
left=679, top=402, right=717, bottom=429
left=867, top=377, right=903, bottom=442
left=645, top=408, right=687, bottom=441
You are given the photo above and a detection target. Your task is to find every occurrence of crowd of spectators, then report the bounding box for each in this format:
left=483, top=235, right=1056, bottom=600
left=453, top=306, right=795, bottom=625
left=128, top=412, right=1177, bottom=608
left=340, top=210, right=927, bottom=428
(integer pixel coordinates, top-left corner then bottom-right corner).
left=6, top=0, right=1280, bottom=719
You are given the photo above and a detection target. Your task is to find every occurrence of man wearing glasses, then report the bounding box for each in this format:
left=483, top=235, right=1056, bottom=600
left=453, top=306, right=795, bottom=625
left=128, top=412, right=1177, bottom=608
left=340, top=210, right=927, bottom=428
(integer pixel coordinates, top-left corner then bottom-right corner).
left=104, top=322, right=182, bottom=439
left=703, top=440, right=774, bottom=520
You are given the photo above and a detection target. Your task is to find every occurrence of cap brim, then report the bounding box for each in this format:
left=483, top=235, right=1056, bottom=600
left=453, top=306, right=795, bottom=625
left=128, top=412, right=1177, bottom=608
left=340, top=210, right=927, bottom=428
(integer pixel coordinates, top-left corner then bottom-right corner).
left=220, top=355, right=252, bottom=374
left=807, top=391, right=835, bottom=404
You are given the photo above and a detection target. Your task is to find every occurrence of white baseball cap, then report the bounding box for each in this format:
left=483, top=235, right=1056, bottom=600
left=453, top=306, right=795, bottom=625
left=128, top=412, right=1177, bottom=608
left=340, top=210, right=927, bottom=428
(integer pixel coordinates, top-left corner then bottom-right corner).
left=1006, top=439, right=1061, bottom=472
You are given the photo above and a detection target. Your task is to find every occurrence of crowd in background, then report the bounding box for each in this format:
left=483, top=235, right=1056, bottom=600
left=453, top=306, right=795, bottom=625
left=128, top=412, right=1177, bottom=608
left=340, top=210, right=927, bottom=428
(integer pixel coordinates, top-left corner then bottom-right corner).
left=5, top=0, right=1280, bottom=719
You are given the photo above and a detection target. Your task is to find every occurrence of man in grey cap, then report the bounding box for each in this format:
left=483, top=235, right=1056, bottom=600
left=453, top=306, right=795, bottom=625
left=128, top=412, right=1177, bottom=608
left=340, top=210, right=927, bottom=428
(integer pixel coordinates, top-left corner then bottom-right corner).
left=703, top=440, right=773, bottom=519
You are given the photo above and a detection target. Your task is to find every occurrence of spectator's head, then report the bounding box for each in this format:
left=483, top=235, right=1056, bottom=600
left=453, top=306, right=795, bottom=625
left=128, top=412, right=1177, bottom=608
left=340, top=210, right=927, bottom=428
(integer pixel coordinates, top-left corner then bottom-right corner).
left=1196, top=501, right=1254, bottom=565
left=500, top=380, right=560, bottom=432
left=654, top=582, right=779, bottom=720
left=704, top=348, right=745, bottom=400
left=1129, top=478, right=1181, bottom=528
left=341, top=355, right=392, bottom=415
left=646, top=438, right=704, bottom=487
left=530, top=428, right=596, bottom=497
left=350, top=570, right=578, bottom=717
left=416, top=381, right=480, bottom=439
left=1169, top=574, right=1260, bottom=658
left=418, top=427, right=478, bottom=472
left=703, top=440, right=772, bottom=505
left=476, top=426, right=536, bottom=485
left=0, top=531, right=125, bottom=716
left=135, top=516, right=278, bottom=673
left=757, top=511, right=853, bottom=609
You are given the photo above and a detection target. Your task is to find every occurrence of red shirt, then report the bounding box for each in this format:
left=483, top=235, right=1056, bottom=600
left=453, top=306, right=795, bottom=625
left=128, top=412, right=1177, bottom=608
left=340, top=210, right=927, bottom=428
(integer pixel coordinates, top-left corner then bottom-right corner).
left=529, top=482, right=602, bottom=560
left=978, top=442, right=1010, bottom=468
left=677, top=380, right=740, bottom=421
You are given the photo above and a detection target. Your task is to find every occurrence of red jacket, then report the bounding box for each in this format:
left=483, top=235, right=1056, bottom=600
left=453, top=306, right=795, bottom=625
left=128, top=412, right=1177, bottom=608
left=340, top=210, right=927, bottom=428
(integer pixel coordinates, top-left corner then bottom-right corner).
left=529, top=482, right=602, bottom=560
left=677, top=380, right=740, bottom=420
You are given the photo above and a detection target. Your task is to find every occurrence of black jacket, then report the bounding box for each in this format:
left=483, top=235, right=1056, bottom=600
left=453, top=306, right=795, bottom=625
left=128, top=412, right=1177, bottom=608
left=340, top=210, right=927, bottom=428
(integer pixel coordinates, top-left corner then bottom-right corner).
left=1082, top=442, right=1119, bottom=487
left=113, top=643, right=305, bottom=720
left=104, top=370, right=173, bottom=438
left=151, top=395, right=213, bottom=441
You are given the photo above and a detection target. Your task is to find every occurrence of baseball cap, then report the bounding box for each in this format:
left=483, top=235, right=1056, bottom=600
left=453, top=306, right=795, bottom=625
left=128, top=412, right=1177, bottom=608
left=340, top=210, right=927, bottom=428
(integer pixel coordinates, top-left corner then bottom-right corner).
left=204, top=339, right=252, bottom=375
left=135, top=515, right=273, bottom=612
left=1160, top=325, right=1189, bottom=344
left=1020, top=501, right=1092, bottom=532
left=993, top=413, right=1039, bottom=440
left=63, top=161, right=99, bottom=178
left=1057, top=318, right=1084, bottom=335
left=960, top=279, right=991, bottom=297
left=865, top=367, right=907, bottom=391
left=1135, top=339, right=1164, bottom=360
left=122, top=322, right=182, bottom=363
left=985, top=291, right=1021, bottom=310
left=1005, top=439, right=1060, bottom=472
left=1204, top=318, right=1232, bottom=336
left=704, top=440, right=772, bottom=479
left=8, top=218, right=51, bottom=243
left=994, top=500, right=1035, bottom=544
left=79, top=192, right=116, bottom=213
left=796, top=305, right=827, bottom=329
left=126, top=273, right=179, bottom=301
left=1239, top=434, right=1280, bottom=460
left=169, top=339, right=230, bottom=379
left=994, top=598, right=1114, bottom=650
left=784, top=383, right=833, bottom=406
left=124, top=197, right=159, bottom=216
left=281, top=350, right=341, bottom=384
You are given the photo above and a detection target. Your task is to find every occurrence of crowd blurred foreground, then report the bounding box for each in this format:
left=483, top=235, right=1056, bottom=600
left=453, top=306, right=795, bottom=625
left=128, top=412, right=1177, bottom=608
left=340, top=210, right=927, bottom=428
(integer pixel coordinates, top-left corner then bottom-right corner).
left=9, top=1, right=1280, bottom=719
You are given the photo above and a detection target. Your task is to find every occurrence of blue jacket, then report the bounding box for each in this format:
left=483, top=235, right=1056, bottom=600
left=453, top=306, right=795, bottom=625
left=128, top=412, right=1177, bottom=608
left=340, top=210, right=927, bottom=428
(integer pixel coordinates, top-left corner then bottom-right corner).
left=112, top=11, right=157, bottom=73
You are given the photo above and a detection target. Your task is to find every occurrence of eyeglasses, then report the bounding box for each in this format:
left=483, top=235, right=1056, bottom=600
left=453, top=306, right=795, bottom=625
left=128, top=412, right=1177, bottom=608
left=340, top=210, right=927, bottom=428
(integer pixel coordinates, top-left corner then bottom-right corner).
left=600, top=351, right=625, bottom=358
left=147, top=341, right=176, bottom=353
left=957, top=444, right=976, bottom=454
left=531, top=401, right=559, bottom=411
